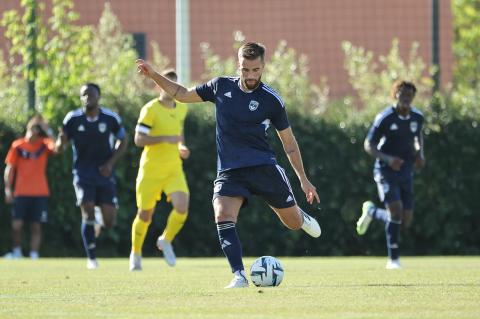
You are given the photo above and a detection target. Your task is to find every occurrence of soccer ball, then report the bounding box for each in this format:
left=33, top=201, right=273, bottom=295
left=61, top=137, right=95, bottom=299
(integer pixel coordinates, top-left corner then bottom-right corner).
left=250, top=256, right=284, bottom=287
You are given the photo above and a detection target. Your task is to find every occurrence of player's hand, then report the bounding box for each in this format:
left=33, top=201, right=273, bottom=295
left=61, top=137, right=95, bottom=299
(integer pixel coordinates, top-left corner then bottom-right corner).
left=414, top=154, right=425, bottom=169
left=136, top=59, right=154, bottom=78
left=388, top=156, right=404, bottom=171
left=4, top=188, right=13, bottom=204
left=178, top=144, right=190, bottom=159
left=56, top=127, right=68, bottom=143
left=301, top=178, right=320, bottom=205
left=54, top=127, right=67, bottom=153
left=99, top=162, right=113, bottom=177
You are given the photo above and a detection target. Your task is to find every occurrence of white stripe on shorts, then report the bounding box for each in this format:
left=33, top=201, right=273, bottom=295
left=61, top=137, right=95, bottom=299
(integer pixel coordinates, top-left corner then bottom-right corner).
left=275, top=164, right=295, bottom=201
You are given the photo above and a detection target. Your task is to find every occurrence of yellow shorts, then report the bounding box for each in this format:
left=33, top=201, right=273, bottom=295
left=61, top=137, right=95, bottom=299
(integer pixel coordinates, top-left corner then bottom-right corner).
left=136, top=167, right=189, bottom=210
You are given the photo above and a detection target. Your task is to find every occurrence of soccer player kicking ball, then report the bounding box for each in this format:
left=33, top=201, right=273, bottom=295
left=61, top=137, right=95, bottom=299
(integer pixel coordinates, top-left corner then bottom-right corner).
left=357, top=81, right=425, bottom=270
left=136, top=42, right=321, bottom=288
left=130, top=69, right=190, bottom=271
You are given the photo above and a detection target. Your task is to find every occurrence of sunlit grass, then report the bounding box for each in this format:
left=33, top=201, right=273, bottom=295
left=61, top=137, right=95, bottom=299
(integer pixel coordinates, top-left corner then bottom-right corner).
left=0, top=257, right=479, bottom=318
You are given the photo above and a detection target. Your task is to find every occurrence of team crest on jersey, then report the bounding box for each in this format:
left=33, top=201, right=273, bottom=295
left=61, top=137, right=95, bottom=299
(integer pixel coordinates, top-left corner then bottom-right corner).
left=98, top=122, right=107, bottom=133
left=248, top=100, right=259, bottom=111
left=78, top=125, right=85, bottom=132
left=410, top=121, right=418, bottom=133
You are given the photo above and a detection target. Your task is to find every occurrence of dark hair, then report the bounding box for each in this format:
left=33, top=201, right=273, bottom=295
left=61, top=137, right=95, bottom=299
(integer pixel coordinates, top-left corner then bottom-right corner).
left=238, top=42, right=266, bottom=62
left=26, top=114, right=48, bottom=137
left=84, top=82, right=101, bottom=96
left=391, top=80, right=417, bottom=99
left=32, top=124, right=48, bottom=137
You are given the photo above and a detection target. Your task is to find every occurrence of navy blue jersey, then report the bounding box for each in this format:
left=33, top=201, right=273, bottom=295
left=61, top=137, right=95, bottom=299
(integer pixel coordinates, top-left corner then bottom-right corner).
left=196, top=77, right=290, bottom=172
left=367, top=106, right=424, bottom=170
left=63, top=107, right=126, bottom=179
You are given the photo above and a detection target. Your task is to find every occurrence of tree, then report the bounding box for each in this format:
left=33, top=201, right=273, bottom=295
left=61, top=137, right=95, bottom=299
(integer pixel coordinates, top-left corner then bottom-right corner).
left=450, top=0, right=480, bottom=118
left=341, top=39, right=434, bottom=123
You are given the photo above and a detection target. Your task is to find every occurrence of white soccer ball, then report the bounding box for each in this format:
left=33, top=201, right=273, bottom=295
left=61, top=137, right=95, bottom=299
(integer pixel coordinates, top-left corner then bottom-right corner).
left=250, top=256, right=284, bottom=287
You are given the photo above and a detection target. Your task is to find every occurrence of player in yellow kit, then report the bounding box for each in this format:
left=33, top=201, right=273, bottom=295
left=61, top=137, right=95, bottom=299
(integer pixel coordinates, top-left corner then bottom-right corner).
left=129, top=69, right=190, bottom=271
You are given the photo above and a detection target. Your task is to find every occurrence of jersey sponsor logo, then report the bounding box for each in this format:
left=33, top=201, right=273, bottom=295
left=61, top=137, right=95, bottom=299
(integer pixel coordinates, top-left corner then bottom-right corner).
left=248, top=100, right=259, bottom=111
left=224, top=91, right=232, bottom=98
left=78, top=124, right=85, bottom=132
left=410, top=121, right=418, bottom=133
left=98, top=122, right=107, bottom=133
left=389, top=123, right=398, bottom=131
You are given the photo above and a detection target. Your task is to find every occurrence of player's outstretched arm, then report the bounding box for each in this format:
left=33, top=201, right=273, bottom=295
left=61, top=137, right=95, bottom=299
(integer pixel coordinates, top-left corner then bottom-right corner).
left=277, top=127, right=320, bottom=205
left=136, top=59, right=202, bottom=103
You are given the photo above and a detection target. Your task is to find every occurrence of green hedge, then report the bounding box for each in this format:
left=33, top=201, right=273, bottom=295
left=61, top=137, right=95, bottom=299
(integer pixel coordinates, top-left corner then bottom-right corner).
left=1, top=111, right=479, bottom=257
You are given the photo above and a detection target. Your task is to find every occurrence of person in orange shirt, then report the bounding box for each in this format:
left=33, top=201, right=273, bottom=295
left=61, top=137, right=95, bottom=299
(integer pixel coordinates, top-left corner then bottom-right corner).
left=3, top=114, right=56, bottom=259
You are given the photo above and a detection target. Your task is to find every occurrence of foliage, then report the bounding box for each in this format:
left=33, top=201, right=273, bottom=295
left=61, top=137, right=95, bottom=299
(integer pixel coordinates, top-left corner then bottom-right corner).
left=340, top=39, right=434, bottom=124
left=451, top=0, right=480, bottom=118
left=0, top=0, right=167, bottom=127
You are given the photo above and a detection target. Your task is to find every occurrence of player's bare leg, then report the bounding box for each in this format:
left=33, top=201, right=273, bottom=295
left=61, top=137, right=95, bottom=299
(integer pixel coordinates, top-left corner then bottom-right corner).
left=271, top=205, right=321, bottom=238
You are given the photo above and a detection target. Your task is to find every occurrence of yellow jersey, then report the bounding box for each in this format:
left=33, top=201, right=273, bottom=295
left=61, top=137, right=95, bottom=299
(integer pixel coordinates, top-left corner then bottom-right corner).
left=136, top=99, right=188, bottom=177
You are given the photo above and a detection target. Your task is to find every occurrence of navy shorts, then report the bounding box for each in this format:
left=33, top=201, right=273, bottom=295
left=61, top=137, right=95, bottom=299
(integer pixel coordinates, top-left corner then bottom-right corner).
left=374, top=167, right=414, bottom=210
left=213, top=164, right=296, bottom=209
left=73, top=175, right=118, bottom=207
left=12, top=196, right=48, bottom=223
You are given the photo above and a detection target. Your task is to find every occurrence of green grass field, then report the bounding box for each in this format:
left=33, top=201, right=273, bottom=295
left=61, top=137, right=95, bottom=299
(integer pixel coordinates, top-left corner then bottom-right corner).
left=1, top=257, right=479, bottom=318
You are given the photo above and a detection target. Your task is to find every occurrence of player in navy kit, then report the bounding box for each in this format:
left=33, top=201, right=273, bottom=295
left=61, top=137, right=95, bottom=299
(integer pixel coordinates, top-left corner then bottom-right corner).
left=56, top=83, right=128, bottom=269
left=356, top=80, right=425, bottom=269
left=136, top=42, right=321, bottom=288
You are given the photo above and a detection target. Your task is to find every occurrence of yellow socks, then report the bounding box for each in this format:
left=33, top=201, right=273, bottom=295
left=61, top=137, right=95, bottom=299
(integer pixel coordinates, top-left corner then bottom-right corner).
left=131, top=216, right=151, bottom=254
left=161, top=209, right=188, bottom=243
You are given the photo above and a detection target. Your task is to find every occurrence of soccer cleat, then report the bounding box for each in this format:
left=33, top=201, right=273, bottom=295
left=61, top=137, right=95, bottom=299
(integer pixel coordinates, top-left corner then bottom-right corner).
left=3, top=251, right=23, bottom=260
left=386, top=259, right=402, bottom=270
left=129, top=252, right=142, bottom=271
left=224, top=270, right=249, bottom=289
left=356, top=201, right=375, bottom=235
left=156, top=237, right=176, bottom=267
left=300, top=210, right=321, bottom=238
left=86, top=258, right=99, bottom=270
left=29, top=251, right=39, bottom=260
